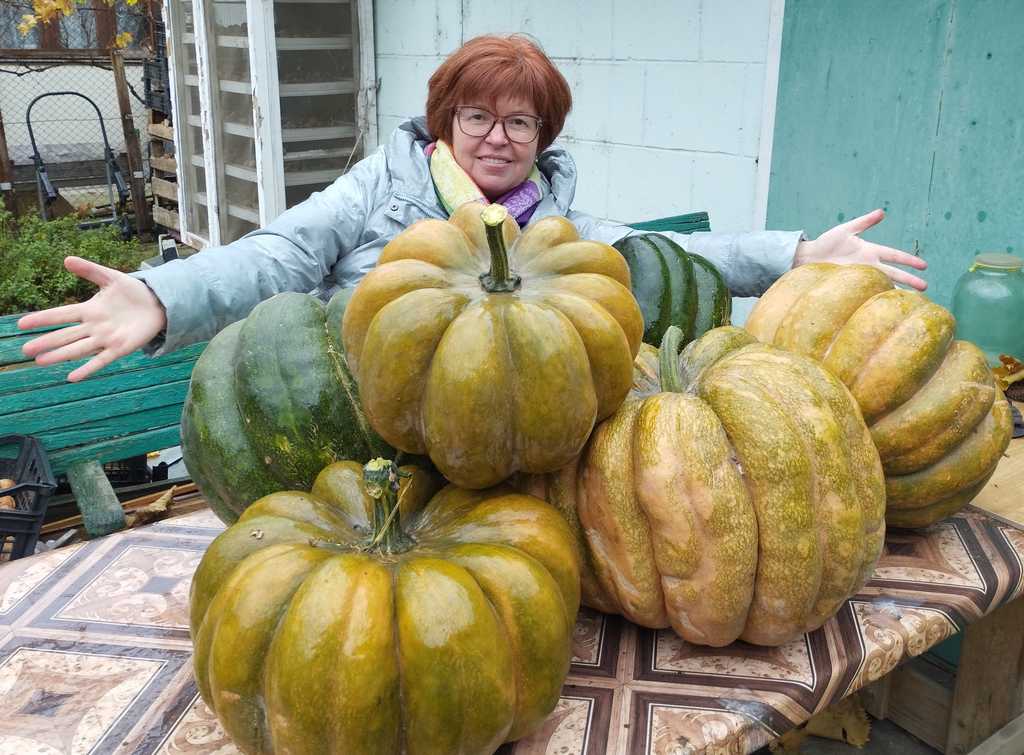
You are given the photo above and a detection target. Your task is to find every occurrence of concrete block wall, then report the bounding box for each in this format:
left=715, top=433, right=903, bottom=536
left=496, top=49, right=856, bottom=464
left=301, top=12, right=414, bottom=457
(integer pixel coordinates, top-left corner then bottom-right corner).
left=374, top=0, right=783, bottom=234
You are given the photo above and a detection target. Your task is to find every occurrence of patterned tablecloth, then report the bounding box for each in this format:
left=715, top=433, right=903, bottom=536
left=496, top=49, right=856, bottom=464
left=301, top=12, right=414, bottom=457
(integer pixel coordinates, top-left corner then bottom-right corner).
left=1, top=505, right=1022, bottom=755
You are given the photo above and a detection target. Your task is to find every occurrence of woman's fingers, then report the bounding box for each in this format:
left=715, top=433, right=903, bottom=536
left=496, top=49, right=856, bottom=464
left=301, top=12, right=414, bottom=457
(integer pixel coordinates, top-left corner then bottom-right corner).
left=17, top=302, right=85, bottom=331
left=844, top=208, right=885, bottom=235
left=33, top=336, right=101, bottom=367
left=64, top=255, right=119, bottom=287
left=68, top=348, right=123, bottom=383
left=874, top=244, right=927, bottom=270
left=879, top=262, right=928, bottom=292
left=21, top=323, right=88, bottom=358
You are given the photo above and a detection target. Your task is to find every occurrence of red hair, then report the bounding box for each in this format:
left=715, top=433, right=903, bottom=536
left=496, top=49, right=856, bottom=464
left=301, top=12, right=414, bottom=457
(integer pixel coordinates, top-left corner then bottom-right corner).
left=426, top=35, right=572, bottom=152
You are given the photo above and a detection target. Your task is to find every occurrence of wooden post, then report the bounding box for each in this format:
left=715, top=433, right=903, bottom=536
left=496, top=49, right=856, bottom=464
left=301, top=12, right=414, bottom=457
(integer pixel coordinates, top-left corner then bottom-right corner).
left=110, top=49, right=153, bottom=235
left=0, top=107, right=16, bottom=216
left=65, top=459, right=127, bottom=538
left=945, top=596, right=1024, bottom=754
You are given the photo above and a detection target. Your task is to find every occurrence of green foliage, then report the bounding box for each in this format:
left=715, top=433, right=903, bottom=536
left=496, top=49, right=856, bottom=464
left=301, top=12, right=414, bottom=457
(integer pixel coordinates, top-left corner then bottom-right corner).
left=0, top=203, right=150, bottom=316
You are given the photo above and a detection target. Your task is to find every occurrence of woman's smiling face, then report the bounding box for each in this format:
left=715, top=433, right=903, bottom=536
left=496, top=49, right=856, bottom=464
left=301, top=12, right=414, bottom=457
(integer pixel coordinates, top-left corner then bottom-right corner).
left=450, top=96, right=541, bottom=200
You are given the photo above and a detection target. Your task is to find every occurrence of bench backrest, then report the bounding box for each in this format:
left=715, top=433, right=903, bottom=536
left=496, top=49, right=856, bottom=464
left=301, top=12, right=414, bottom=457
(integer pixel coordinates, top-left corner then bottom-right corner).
left=0, top=314, right=206, bottom=477
left=628, top=211, right=710, bottom=234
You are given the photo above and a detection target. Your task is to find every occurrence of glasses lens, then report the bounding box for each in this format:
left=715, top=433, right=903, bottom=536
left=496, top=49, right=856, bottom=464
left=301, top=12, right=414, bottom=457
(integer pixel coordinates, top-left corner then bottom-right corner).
left=504, top=115, right=540, bottom=143
left=458, top=107, right=495, bottom=136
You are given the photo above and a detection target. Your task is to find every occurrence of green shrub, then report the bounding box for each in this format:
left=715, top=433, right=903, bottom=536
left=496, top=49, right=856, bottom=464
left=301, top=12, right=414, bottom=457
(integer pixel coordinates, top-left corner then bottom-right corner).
left=0, top=202, right=151, bottom=316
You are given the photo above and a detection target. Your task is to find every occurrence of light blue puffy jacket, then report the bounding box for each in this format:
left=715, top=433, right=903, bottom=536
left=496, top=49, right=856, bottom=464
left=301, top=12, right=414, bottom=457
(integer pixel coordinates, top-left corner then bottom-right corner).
left=134, top=117, right=802, bottom=354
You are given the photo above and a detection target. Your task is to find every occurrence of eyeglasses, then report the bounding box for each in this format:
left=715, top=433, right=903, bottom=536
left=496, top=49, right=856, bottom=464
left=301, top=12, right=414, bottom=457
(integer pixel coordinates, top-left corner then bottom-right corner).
left=454, top=106, right=543, bottom=144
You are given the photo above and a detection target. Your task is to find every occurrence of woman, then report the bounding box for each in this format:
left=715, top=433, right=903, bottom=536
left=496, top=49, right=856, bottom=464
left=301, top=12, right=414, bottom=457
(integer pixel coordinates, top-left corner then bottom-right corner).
left=19, top=34, right=926, bottom=382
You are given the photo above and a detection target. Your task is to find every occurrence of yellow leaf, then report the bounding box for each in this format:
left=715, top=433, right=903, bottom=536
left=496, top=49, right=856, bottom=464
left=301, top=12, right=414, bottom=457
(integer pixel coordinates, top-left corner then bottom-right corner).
left=993, top=354, right=1024, bottom=391
left=114, top=31, right=134, bottom=48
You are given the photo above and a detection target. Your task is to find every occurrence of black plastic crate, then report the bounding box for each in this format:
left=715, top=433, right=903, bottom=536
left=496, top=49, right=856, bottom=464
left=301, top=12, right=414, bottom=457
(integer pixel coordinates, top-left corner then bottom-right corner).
left=0, top=435, right=57, bottom=562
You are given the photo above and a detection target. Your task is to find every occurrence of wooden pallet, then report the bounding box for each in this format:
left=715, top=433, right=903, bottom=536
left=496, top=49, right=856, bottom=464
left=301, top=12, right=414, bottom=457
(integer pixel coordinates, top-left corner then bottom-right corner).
left=148, top=113, right=180, bottom=232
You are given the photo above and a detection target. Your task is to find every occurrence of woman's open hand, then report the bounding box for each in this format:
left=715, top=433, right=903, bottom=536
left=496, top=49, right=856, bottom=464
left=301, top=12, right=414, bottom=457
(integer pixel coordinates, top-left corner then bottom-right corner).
left=793, top=209, right=928, bottom=291
left=18, top=256, right=167, bottom=382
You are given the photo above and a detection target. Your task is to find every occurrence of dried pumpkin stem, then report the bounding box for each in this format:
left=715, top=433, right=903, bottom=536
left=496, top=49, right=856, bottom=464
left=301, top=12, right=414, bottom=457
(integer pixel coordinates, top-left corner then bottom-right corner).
left=659, top=326, right=687, bottom=394
left=363, top=458, right=412, bottom=554
left=479, top=203, right=521, bottom=293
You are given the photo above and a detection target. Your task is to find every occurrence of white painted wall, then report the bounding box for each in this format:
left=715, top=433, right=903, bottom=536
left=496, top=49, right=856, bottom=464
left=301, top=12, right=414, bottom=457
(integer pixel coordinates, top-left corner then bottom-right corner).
left=374, top=0, right=783, bottom=233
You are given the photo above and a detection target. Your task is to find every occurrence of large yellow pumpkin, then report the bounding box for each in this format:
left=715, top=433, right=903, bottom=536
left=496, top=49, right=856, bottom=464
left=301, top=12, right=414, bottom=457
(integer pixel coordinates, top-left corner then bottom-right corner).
left=522, top=326, right=886, bottom=647
left=342, top=203, right=643, bottom=489
left=190, top=459, right=581, bottom=754
left=745, top=263, right=1013, bottom=528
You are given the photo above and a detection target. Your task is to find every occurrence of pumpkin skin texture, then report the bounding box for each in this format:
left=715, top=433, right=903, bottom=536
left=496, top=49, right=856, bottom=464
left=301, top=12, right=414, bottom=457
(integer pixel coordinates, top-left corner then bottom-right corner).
left=342, top=202, right=644, bottom=489
left=522, top=327, right=885, bottom=647
left=745, top=263, right=1013, bottom=528
left=613, top=233, right=731, bottom=348
left=190, top=459, right=581, bottom=755
left=181, top=290, right=391, bottom=523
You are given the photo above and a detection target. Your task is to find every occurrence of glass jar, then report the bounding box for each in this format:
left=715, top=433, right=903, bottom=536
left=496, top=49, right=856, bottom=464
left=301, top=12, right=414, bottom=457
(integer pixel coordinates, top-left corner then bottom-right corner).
left=950, top=253, right=1024, bottom=366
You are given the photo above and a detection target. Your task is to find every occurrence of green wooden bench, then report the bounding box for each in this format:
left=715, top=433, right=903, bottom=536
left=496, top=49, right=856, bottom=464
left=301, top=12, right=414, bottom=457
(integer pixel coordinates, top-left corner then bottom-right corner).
left=0, top=314, right=207, bottom=539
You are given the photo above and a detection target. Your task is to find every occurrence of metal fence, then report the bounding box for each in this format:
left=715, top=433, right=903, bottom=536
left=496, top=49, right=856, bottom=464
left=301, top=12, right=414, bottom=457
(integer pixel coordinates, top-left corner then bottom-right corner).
left=0, top=58, right=151, bottom=219
left=0, top=3, right=156, bottom=222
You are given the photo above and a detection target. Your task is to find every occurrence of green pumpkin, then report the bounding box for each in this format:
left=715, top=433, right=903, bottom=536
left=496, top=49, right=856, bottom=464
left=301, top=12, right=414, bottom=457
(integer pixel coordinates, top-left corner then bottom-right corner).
left=614, top=233, right=731, bottom=347
left=181, top=290, right=391, bottom=523
left=190, top=459, right=581, bottom=755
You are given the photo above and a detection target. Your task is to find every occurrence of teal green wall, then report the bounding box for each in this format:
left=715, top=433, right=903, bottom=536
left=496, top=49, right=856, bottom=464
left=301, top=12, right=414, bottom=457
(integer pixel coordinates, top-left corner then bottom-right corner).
left=767, top=0, right=1024, bottom=308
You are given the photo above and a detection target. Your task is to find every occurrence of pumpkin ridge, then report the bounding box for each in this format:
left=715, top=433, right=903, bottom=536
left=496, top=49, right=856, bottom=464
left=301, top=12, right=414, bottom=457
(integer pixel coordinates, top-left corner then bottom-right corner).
left=700, top=367, right=820, bottom=644
left=848, top=300, right=955, bottom=422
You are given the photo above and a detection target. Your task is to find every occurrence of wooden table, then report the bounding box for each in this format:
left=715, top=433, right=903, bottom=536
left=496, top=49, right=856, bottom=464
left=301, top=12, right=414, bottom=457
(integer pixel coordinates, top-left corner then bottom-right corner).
left=0, top=439, right=1021, bottom=754
left=864, top=433, right=1024, bottom=754
left=972, top=435, right=1024, bottom=528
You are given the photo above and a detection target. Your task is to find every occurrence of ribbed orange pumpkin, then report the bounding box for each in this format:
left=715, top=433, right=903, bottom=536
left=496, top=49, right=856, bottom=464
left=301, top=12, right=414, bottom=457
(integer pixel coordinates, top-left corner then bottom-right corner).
left=745, top=263, right=1013, bottom=528
left=522, top=326, right=886, bottom=647
left=342, top=203, right=643, bottom=489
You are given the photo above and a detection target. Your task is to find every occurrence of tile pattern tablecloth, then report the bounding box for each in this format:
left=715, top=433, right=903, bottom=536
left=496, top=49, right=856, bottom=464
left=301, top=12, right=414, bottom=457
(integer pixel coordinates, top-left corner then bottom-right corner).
left=1, top=505, right=1022, bottom=755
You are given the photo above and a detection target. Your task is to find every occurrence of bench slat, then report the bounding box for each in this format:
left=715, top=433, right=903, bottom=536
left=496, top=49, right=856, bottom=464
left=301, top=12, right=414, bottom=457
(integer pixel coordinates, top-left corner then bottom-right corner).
left=0, top=360, right=197, bottom=415
left=37, top=402, right=186, bottom=450
left=47, top=425, right=183, bottom=476
left=0, top=342, right=206, bottom=393
left=5, top=379, right=190, bottom=437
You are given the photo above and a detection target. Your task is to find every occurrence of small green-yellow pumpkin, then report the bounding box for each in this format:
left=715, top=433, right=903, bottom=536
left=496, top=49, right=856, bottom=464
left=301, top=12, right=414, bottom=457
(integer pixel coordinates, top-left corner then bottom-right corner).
left=342, top=202, right=643, bottom=489
left=190, top=459, right=581, bottom=755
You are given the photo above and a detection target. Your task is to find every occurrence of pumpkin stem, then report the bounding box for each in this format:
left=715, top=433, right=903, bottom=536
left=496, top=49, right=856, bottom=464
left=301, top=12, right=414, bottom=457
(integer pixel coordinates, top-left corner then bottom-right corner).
left=479, top=203, right=521, bottom=293
left=364, top=458, right=413, bottom=554
left=659, top=326, right=687, bottom=393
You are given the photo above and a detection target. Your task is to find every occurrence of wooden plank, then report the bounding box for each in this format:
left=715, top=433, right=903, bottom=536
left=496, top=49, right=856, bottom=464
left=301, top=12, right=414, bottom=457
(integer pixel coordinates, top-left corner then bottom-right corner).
left=248, top=0, right=286, bottom=224
left=355, top=0, right=378, bottom=153
left=0, top=48, right=148, bottom=62
left=0, top=105, right=16, bottom=217
left=193, top=0, right=225, bottom=244
left=859, top=675, right=892, bottom=720
left=47, top=425, right=182, bottom=476
left=163, top=0, right=192, bottom=240
left=152, top=204, right=180, bottom=231
left=111, top=50, right=153, bottom=235
left=946, top=596, right=1024, bottom=754
left=970, top=435, right=1024, bottom=528
left=152, top=176, right=179, bottom=202
left=885, top=655, right=955, bottom=752
left=150, top=155, right=178, bottom=174
left=36, top=401, right=186, bottom=450
left=147, top=121, right=175, bottom=141
left=967, top=711, right=1024, bottom=755
left=0, top=360, right=196, bottom=415
left=0, top=342, right=206, bottom=394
